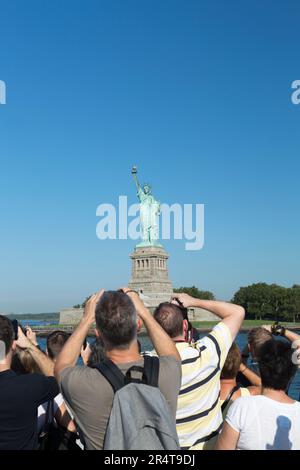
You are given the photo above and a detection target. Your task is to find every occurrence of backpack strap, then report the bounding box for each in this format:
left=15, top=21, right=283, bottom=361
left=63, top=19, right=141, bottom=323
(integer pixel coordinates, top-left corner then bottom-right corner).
left=143, top=355, right=159, bottom=387
left=93, top=359, right=125, bottom=392
left=93, top=356, right=160, bottom=390
left=221, top=383, right=241, bottom=413
left=125, top=365, right=146, bottom=384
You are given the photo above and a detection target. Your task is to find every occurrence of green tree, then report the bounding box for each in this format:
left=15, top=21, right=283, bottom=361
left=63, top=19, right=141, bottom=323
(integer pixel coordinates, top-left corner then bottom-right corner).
left=283, top=286, right=300, bottom=322
left=173, top=286, right=215, bottom=300
left=268, top=284, right=288, bottom=322
left=73, top=295, right=92, bottom=309
left=232, top=283, right=272, bottom=320
left=233, top=283, right=300, bottom=322
left=292, top=286, right=300, bottom=322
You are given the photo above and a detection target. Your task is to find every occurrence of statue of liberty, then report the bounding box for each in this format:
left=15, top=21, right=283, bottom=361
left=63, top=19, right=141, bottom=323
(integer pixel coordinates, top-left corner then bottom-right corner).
left=131, top=166, right=161, bottom=247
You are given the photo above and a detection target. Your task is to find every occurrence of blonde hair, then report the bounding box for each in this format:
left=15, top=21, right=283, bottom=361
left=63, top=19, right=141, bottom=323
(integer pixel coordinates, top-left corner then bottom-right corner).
left=11, top=347, right=42, bottom=375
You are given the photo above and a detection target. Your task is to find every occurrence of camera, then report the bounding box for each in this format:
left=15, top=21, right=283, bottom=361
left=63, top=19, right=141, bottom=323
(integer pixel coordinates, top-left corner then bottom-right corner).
left=11, top=319, right=27, bottom=340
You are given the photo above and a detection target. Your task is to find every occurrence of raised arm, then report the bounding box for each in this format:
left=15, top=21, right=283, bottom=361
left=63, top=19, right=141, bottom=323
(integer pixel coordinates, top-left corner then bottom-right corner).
left=171, top=293, right=245, bottom=341
left=284, top=329, right=300, bottom=345
left=239, top=363, right=262, bottom=388
left=54, top=290, right=104, bottom=382
left=16, top=327, right=55, bottom=376
left=262, top=324, right=300, bottom=346
left=132, top=167, right=141, bottom=191
left=122, top=288, right=180, bottom=362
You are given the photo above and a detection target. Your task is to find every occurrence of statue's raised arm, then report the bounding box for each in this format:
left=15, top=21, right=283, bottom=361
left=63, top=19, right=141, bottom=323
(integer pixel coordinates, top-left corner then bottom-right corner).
left=131, top=165, right=143, bottom=201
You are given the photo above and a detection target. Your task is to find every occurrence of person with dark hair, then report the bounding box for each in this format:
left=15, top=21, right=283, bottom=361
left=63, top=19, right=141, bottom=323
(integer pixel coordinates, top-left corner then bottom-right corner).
left=87, top=339, right=106, bottom=366
left=154, top=302, right=186, bottom=338
left=47, top=330, right=70, bottom=361
left=262, top=324, right=300, bottom=369
left=216, top=340, right=300, bottom=450
left=54, top=288, right=181, bottom=450
left=220, top=343, right=261, bottom=417
left=10, top=333, right=76, bottom=439
left=0, top=315, right=59, bottom=450
left=153, top=293, right=245, bottom=450
left=171, top=303, right=201, bottom=343
left=238, top=327, right=273, bottom=387
left=29, top=329, right=77, bottom=439
left=80, top=338, right=106, bottom=367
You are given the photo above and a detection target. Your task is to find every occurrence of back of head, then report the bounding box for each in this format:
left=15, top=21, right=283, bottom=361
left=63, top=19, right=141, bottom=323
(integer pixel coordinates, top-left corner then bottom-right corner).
left=87, top=338, right=106, bottom=367
left=47, top=330, right=70, bottom=360
left=153, top=302, right=184, bottom=339
left=248, top=327, right=272, bottom=359
left=259, top=340, right=297, bottom=391
left=0, top=315, right=14, bottom=357
left=11, top=347, right=42, bottom=375
left=221, top=342, right=242, bottom=379
left=95, top=291, right=137, bottom=350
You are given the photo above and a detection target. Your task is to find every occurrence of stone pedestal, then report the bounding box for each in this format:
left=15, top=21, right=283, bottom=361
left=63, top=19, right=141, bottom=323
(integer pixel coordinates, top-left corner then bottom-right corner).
left=128, top=246, right=173, bottom=308
left=59, top=307, right=84, bottom=325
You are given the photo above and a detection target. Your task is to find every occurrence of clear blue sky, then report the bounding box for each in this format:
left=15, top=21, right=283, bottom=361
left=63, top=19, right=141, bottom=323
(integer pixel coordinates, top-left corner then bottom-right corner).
left=0, top=0, right=299, bottom=313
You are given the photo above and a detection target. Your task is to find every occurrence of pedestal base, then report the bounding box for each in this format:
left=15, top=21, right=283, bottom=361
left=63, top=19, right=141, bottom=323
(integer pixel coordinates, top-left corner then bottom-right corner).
left=128, top=246, right=173, bottom=308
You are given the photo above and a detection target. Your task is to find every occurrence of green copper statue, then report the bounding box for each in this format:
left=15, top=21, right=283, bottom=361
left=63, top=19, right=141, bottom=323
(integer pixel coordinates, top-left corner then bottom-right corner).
left=131, top=166, right=161, bottom=247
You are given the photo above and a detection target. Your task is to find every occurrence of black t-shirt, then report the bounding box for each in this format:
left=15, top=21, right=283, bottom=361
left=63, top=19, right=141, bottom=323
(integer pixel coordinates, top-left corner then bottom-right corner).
left=0, top=370, right=59, bottom=450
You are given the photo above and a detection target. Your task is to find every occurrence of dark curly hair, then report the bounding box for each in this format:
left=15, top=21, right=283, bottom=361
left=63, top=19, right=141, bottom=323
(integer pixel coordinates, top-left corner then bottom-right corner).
left=259, top=340, right=297, bottom=391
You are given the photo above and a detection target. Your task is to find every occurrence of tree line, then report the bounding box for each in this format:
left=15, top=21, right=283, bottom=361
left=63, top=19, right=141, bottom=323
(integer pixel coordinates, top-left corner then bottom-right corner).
left=174, top=284, right=300, bottom=323
left=232, top=283, right=300, bottom=322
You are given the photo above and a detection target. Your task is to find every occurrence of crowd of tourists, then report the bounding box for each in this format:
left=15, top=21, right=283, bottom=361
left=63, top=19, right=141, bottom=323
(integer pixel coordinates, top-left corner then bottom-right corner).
left=0, top=288, right=299, bottom=450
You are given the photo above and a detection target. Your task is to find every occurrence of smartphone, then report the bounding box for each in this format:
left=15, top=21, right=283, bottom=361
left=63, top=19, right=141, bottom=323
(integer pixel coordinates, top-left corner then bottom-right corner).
left=11, top=319, right=27, bottom=340
left=11, top=319, right=19, bottom=340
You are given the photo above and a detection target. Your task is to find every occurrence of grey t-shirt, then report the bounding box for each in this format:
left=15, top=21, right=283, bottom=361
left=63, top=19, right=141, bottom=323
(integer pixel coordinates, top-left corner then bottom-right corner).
left=60, top=356, right=181, bottom=450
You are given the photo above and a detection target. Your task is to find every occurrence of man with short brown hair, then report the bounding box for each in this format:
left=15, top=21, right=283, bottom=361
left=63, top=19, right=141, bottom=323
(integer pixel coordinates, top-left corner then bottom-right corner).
left=55, top=289, right=181, bottom=450
left=154, top=293, right=245, bottom=450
